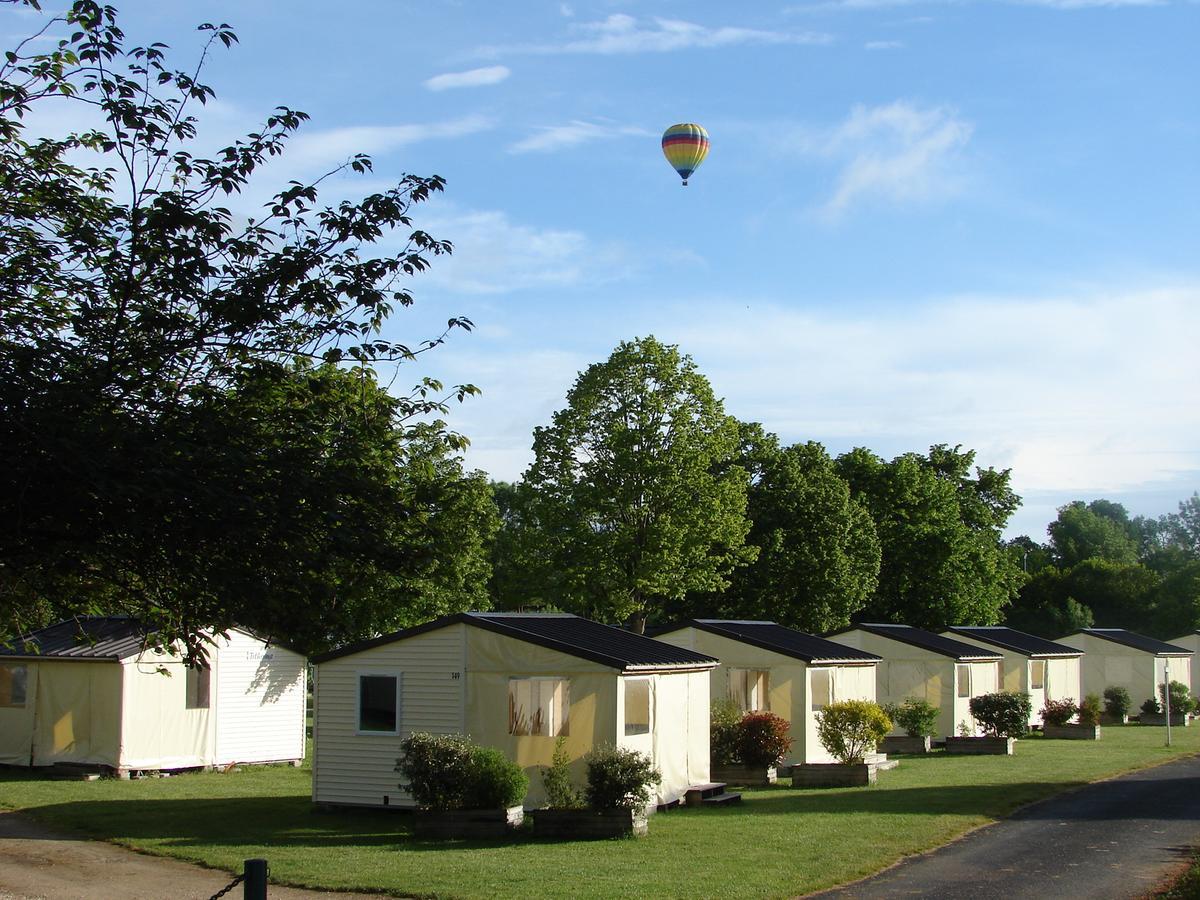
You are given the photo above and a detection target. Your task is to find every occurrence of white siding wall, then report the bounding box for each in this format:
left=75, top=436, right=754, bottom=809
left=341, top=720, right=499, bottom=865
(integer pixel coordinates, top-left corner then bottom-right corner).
left=213, top=630, right=306, bottom=766
left=313, top=624, right=466, bottom=808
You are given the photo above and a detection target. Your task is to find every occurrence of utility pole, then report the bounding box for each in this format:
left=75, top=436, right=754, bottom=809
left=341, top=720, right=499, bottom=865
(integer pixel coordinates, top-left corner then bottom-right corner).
left=1164, top=658, right=1172, bottom=748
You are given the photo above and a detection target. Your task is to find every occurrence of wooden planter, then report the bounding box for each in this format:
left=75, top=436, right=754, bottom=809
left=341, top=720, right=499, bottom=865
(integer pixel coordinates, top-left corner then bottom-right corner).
left=1138, top=712, right=1190, bottom=726
left=709, top=763, right=778, bottom=786
left=944, top=736, right=1015, bottom=755
left=528, top=807, right=648, bottom=838
left=1043, top=723, right=1102, bottom=740
left=791, top=763, right=877, bottom=787
left=1100, top=712, right=1129, bottom=725
left=412, top=806, right=524, bottom=839
left=880, top=735, right=932, bottom=755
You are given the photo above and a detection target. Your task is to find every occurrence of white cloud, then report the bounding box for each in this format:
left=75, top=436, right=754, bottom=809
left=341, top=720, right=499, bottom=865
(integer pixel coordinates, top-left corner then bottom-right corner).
left=789, top=0, right=1162, bottom=8
left=785, top=101, right=972, bottom=218
left=483, top=14, right=831, bottom=55
left=423, top=66, right=511, bottom=92
left=283, top=115, right=494, bottom=170
left=865, top=39, right=905, bottom=48
left=509, top=119, right=651, bottom=153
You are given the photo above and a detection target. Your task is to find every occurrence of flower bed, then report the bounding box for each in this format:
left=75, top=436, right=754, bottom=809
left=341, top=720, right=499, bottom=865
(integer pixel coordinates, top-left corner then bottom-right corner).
left=791, top=763, right=877, bottom=787
left=944, top=736, right=1015, bottom=755
left=412, top=806, right=525, bottom=839
left=529, top=807, right=647, bottom=838
left=1043, top=723, right=1101, bottom=740
left=710, top=763, right=777, bottom=786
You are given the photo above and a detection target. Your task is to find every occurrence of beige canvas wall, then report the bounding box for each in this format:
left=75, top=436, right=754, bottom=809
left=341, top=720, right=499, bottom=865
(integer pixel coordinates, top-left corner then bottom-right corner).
left=1059, top=633, right=1191, bottom=709
left=0, top=661, right=38, bottom=766
left=1167, top=634, right=1200, bottom=695
left=29, top=661, right=123, bottom=767
left=620, top=670, right=710, bottom=806
left=120, top=655, right=212, bottom=769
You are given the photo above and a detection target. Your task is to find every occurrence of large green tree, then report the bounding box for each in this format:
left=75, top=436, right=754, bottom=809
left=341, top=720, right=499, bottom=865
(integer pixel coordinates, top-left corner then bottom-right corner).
left=519, top=336, right=754, bottom=631
left=705, top=425, right=880, bottom=632
left=1047, top=501, right=1140, bottom=568
left=835, top=444, right=1023, bottom=629
left=0, top=2, right=477, bottom=655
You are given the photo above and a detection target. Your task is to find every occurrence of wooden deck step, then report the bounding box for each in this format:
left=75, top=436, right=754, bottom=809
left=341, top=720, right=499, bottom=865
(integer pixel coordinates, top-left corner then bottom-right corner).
left=684, top=782, right=732, bottom=806
left=701, top=791, right=743, bottom=806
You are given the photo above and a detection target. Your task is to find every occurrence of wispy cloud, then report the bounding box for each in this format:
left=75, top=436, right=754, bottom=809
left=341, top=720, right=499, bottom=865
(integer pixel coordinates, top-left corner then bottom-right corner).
left=789, top=0, right=1161, bottom=9
left=284, top=115, right=494, bottom=170
left=865, top=39, right=905, bottom=48
left=509, top=119, right=651, bottom=153
left=482, top=14, right=831, bottom=55
left=423, top=66, right=511, bottom=92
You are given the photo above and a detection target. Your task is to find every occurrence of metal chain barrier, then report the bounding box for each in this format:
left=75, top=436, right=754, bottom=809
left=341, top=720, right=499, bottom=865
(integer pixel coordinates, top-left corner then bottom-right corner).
left=208, top=873, right=245, bottom=900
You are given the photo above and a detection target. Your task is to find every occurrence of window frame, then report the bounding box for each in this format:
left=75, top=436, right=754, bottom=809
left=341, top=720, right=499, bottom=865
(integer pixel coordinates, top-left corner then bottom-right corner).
left=507, top=676, right=570, bottom=737
left=623, top=677, right=652, bottom=737
left=185, top=665, right=211, bottom=710
left=729, top=668, right=771, bottom=714
left=956, top=664, right=972, bottom=699
left=1029, top=659, right=1046, bottom=691
left=0, top=663, right=27, bottom=708
left=356, top=671, right=402, bottom=736
left=810, top=667, right=833, bottom=712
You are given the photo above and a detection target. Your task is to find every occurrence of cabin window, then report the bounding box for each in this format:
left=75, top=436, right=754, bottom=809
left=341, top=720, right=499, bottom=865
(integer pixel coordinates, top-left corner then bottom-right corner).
left=508, top=678, right=569, bottom=736
left=729, top=668, right=770, bottom=713
left=0, top=664, right=27, bottom=708
left=185, top=666, right=210, bottom=710
left=810, top=668, right=833, bottom=712
left=956, top=664, right=971, bottom=699
left=358, top=674, right=400, bottom=734
left=624, top=678, right=651, bottom=736
left=1030, top=660, right=1046, bottom=691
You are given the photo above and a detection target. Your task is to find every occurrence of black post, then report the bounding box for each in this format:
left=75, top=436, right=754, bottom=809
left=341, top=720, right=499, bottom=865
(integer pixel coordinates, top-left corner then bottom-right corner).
left=244, top=858, right=269, bottom=900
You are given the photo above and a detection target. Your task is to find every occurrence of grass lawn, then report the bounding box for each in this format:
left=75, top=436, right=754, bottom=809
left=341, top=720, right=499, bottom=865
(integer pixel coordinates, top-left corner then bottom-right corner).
left=2, top=725, right=1198, bottom=899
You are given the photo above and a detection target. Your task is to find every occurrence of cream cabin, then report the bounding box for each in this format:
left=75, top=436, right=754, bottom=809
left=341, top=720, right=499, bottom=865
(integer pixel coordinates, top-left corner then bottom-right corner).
left=1058, top=628, right=1192, bottom=710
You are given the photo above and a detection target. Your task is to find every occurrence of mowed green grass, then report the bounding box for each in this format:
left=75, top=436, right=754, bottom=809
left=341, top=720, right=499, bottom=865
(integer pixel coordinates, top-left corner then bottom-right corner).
left=1, top=725, right=1197, bottom=899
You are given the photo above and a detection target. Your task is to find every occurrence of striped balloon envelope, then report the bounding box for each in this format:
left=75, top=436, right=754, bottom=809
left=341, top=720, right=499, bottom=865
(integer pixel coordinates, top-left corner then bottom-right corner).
left=661, top=123, right=709, bottom=186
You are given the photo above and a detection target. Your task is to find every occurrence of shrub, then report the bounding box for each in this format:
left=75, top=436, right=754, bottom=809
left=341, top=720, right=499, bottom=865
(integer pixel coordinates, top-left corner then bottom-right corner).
left=1159, top=680, right=1196, bottom=715
left=1040, top=698, right=1078, bottom=727
left=888, top=697, right=940, bottom=737
left=1103, top=686, right=1131, bottom=719
left=541, top=735, right=584, bottom=810
left=710, top=699, right=741, bottom=766
left=736, top=712, right=794, bottom=767
left=396, top=732, right=474, bottom=811
left=1141, top=697, right=1161, bottom=716
left=1079, top=694, right=1102, bottom=727
left=969, top=691, right=1032, bottom=738
left=816, top=700, right=892, bottom=764
left=466, top=746, right=528, bottom=809
left=585, top=746, right=661, bottom=811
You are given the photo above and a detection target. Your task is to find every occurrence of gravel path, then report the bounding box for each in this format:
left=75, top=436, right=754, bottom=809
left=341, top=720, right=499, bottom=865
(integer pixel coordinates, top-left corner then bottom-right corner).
left=0, top=811, right=386, bottom=900
left=816, top=752, right=1200, bottom=899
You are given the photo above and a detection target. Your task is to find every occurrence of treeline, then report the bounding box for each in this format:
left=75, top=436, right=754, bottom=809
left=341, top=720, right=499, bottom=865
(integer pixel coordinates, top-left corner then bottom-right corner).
left=1003, top=497, right=1200, bottom=639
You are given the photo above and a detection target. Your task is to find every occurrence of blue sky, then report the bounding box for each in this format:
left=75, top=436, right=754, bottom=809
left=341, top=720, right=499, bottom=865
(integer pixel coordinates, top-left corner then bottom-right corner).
left=6, top=0, right=1198, bottom=539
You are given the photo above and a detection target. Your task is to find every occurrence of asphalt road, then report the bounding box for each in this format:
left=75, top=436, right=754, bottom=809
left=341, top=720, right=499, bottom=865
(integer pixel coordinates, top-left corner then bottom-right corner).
left=817, top=752, right=1200, bottom=899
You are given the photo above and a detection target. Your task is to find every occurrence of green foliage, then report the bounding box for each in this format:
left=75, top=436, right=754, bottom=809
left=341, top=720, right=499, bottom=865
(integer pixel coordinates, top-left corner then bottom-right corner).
left=396, top=733, right=474, bottom=811
left=1104, top=686, right=1132, bottom=719
left=1048, top=501, right=1140, bottom=568
left=541, top=736, right=584, bottom=810
left=0, top=3, right=480, bottom=655
left=835, top=445, right=1023, bottom=629
left=584, top=746, right=661, bottom=811
left=816, top=700, right=892, bottom=764
left=885, top=697, right=940, bottom=737
left=735, top=712, right=794, bottom=768
left=968, top=691, right=1032, bottom=738
left=1040, top=698, right=1078, bottom=727
left=518, top=336, right=754, bottom=629
left=1158, top=680, right=1196, bottom=716
left=709, top=699, right=742, bottom=766
left=466, top=747, right=529, bottom=810
left=1141, top=697, right=1161, bottom=716
left=1079, top=694, right=1103, bottom=727
left=706, top=426, right=880, bottom=633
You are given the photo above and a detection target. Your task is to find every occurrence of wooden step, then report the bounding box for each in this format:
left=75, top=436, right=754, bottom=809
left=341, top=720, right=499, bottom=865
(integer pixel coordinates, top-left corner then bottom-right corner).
left=701, top=791, right=743, bottom=806
left=684, top=782, right=729, bottom=806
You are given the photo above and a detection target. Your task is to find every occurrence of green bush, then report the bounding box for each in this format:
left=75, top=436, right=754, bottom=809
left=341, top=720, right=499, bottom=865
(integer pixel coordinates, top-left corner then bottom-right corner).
left=1141, top=697, right=1161, bottom=716
left=396, top=732, right=474, bottom=811
left=1103, top=686, right=1131, bottom=719
left=735, top=712, right=793, bottom=767
left=710, top=699, right=741, bottom=766
left=816, top=700, right=892, bottom=764
left=585, top=746, right=661, bottom=811
left=541, top=735, right=584, bottom=810
left=969, top=691, right=1032, bottom=738
left=1040, top=698, right=1078, bottom=727
left=886, top=697, right=940, bottom=737
left=1159, top=680, right=1196, bottom=715
left=1079, top=694, right=1102, bottom=727
left=466, top=746, right=528, bottom=809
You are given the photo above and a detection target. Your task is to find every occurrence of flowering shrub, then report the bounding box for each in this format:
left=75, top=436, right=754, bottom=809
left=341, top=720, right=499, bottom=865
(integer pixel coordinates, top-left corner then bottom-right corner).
left=1040, top=698, right=1078, bottom=727
left=735, top=712, right=793, bottom=767
left=585, top=746, right=661, bottom=811
left=816, top=700, right=891, bottom=765
left=969, top=691, right=1032, bottom=738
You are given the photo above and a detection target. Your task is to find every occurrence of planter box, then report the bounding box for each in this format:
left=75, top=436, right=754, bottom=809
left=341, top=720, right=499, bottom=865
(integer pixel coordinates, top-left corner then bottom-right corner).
left=791, top=763, right=877, bottom=787
left=709, top=764, right=778, bottom=786
left=1043, top=723, right=1101, bottom=740
left=944, top=736, right=1015, bottom=755
left=412, top=806, right=524, bottom=839
left=528, top=808, right=648, bottom=838
left=1138, top=712, right=1190, bottom=726
left=1100, top=712, right=1129, bottom=725
left=880, top=735, right=932, bottom=755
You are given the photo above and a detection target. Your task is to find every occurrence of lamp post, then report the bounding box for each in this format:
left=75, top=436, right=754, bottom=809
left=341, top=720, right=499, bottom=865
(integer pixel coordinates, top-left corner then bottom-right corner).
left=1165, top=658, right=1172, bottom=748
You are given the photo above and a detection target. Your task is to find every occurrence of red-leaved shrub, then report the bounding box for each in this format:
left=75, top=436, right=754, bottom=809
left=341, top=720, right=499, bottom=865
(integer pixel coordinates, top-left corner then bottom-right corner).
left=735, top=712, right=793, bottom=767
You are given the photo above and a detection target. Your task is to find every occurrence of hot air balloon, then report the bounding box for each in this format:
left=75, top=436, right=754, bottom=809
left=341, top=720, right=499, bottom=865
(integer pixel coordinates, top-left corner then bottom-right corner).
left=661, top=123, right=709, bottom=186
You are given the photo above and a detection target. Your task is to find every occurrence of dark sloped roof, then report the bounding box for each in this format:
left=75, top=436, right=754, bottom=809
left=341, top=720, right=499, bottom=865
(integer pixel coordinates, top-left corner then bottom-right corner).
left=830, top=623, right=1002, bottom=660
left=650, top=619, right=880, bottom=663
left=314, top=612, right=719, bottom=672
left=0, top=617, right=152, bottom=661
left=1074, top=628, right=1192, bottom=656
left=948, top=626, right=1083, bottom=658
